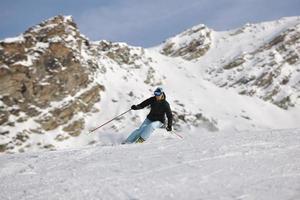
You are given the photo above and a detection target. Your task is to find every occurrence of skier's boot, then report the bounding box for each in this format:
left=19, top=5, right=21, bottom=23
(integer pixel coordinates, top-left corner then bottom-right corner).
left=136, top=137, right=145, bottom=143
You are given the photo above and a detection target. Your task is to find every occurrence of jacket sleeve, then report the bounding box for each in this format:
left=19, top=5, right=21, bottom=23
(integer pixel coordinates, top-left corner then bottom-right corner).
left=165, top=102, right=173, bottom=127
left=136, top=97, right=154, bottom=109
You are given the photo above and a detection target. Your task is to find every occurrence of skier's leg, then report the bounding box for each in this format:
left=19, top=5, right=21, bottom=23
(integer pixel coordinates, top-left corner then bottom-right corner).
left=140, top=121, right=163, bottom=141
left=125, top=119, right=151, bottom=143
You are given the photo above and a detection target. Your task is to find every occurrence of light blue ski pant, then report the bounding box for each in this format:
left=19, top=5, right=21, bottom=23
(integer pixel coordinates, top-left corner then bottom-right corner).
left=125, top=118, right=163, bottom=143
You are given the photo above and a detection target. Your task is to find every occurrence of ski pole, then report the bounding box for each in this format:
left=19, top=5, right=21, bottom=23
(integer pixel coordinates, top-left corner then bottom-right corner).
left=171, top=130, right=184, bottom=139
left=89, top=108, right=132, bottom=134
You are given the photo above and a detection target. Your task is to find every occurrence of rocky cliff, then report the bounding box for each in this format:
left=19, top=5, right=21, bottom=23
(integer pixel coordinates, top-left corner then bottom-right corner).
left=160, top=24, right=212, bottom=60
left=0, top=16, right=104, bottom=152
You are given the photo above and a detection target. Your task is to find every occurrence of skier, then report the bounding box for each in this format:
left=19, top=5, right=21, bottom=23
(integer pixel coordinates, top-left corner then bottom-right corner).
left=124, top=87, right=173, bottom=143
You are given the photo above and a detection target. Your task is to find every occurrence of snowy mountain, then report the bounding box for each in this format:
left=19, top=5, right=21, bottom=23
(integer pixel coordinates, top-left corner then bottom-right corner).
left=1, top=15, right=300, bottom=154
left=161, top=17, right=300, bottom=109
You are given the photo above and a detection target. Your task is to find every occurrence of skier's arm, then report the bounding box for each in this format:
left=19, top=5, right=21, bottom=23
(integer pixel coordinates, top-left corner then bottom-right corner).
left=133, top=97, right=154, bottom=110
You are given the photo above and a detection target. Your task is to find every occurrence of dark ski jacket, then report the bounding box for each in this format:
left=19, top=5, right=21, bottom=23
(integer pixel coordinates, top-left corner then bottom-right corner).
left=135, top=93, right=172, bottom=127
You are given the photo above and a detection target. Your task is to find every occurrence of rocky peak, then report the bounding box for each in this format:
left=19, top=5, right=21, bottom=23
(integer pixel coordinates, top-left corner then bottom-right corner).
left=25, top=15, right=78, bottom=36
left=160, top=24, right=212, bottom=60
left=0, top=15, right=103, bottom=153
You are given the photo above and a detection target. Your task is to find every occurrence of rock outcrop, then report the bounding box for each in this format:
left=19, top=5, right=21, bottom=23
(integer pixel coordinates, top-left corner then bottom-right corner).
left=161, top=24, right=212, bottom=60
left=0, top=16, right=104, bottom=152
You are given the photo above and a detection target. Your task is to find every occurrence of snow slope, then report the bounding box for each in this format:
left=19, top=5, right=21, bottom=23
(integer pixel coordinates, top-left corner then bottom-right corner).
left=0, top=128, right=299, bottom=200
left=88, top=48, right=300, bottom=148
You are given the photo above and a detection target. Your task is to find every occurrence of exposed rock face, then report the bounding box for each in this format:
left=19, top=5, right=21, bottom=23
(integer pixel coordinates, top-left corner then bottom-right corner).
left=0, top=16, right=104, bottom=152
left=37, top=85, right=103, bottom=131
left=161, top=24, right=212, bottom=60
left=90, top=40, right=163, bottom=86
left=90, top=40, right=152, bottom=68
left=223, top=57, right=246, bottom=70
left=96, top=40, right=142, bottom=65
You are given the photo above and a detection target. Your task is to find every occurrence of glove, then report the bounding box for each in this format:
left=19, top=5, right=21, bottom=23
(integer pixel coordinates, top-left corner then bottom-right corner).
left=166, top=126, right=172, bottom=132
left=131, top=105, right=138, bottom=110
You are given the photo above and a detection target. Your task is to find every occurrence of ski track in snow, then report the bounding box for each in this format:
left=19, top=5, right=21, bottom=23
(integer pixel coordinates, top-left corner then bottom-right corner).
left=0, top=129, right=300, bottom=200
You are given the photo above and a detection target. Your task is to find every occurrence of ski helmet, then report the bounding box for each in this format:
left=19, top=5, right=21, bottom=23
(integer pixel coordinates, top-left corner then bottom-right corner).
left=154, top=87, right=163, bottom=96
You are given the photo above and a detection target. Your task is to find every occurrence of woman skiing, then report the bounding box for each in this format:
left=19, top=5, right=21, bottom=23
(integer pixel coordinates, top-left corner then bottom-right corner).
left=124, top=87, right=173, bottom=143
